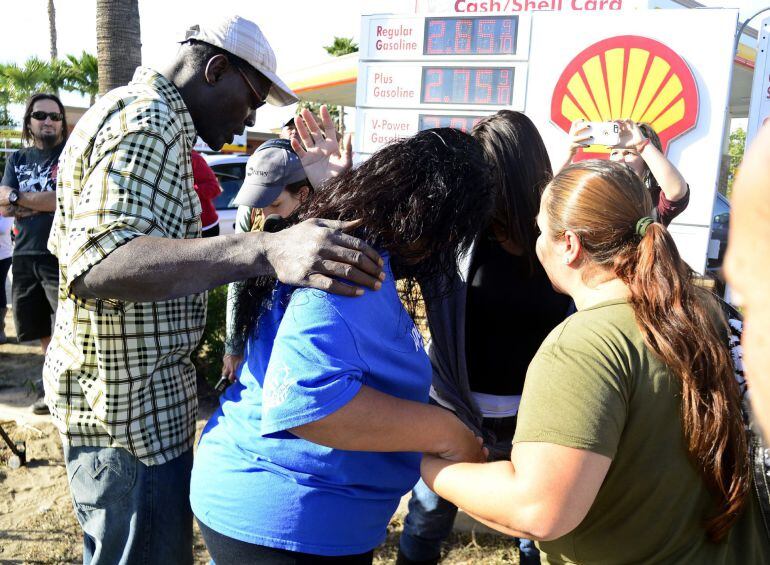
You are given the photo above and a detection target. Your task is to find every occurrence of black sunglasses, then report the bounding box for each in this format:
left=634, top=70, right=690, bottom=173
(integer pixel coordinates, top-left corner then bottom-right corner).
left=30, top=111, right=64, bottom=122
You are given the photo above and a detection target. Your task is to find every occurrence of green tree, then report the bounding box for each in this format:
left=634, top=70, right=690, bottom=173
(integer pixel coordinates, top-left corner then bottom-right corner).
left=296, top=100, right=340, bottom=124
left=0, top=57, right=67, bottom=103
left=48, top=0, right=58, bottom=61
left=0, top=74, right=14, bottom=128
left=725, top=127, right=745, bottom=199
left=0, top=52, right=99, bottom=108
left=62, top=51, right=99, bottom=105
left=192, top=285, right=228, bottom=388
left=323, top=37, right=358, bottom=57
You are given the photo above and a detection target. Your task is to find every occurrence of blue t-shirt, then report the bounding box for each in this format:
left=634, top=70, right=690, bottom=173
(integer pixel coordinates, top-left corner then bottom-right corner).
left=190, top=254, right=432, bottom=556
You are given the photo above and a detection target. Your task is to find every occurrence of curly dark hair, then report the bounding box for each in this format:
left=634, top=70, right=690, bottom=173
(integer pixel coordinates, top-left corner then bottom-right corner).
left=235, top=127, right=494, bottom=338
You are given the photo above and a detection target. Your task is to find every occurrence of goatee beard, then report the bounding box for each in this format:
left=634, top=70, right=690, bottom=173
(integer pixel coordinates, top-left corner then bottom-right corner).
left=37, top=132, right=61, bottom=149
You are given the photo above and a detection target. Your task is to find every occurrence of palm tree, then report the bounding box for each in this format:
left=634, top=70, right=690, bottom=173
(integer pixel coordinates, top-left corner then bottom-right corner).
left=323, top=37, right=358, bottom=57
left=96, top=0, right=141, bottom=94
left=62, top=52, right=99, bottom=105
left=48, top=0, right=58, bottom=61
left=0, top=57, right=66, bottom=103
left=0, top=74, right=14, bottom=128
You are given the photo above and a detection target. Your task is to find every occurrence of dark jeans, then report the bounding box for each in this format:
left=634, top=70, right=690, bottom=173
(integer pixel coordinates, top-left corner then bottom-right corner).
left=63, top=444, right=194, bottom=565
left=399, top=415, right=540, bottom=564
left=0, top=256, right=10, bottom=308
left=11, top=253, right=58, bottom=341
left=196, top=519, right=374, bottom=565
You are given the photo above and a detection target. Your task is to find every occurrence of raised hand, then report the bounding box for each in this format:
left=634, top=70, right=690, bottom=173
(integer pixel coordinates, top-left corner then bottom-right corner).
left=291, top=105, right=352, bottom=189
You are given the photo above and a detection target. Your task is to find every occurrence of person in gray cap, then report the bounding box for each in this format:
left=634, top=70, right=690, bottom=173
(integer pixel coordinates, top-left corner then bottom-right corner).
left=222, top=138, right=313, bottom=381
left=45, top=15, right=383, bottom=564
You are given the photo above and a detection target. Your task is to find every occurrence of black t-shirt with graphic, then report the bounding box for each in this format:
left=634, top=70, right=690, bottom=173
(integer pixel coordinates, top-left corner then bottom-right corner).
left=1, top=143, right=64, bottom=256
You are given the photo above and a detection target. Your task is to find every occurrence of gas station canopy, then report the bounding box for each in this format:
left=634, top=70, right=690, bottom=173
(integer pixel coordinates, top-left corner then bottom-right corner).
left=284, top=52, right=358, bottom=107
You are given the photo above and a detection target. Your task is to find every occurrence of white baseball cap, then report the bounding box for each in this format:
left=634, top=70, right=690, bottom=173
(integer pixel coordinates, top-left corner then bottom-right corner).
left=183, top=15, right=298, bottom=106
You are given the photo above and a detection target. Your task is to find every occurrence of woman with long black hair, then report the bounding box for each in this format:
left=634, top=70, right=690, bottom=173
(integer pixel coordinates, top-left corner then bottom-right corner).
left=190, top=121, right=492, bottom=564
left=397, top=110, right=570, bottom=565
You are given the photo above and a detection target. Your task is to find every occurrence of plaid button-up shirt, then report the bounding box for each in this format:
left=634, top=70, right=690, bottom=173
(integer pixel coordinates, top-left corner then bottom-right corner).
left=45, top=67, right=205, bottom=465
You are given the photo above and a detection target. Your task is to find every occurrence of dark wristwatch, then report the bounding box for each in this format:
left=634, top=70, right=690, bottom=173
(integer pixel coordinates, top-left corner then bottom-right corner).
left=7, top=189, right=19, bottom=205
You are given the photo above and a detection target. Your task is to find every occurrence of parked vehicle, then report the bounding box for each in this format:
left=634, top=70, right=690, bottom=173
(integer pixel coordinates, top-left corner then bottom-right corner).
left=707, top=192, right=730, bottom=269
left=201, top=153, right=249, bottom=235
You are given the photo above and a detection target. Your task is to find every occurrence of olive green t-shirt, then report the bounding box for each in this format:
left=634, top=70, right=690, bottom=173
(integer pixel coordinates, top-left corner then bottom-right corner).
left=513, top=299, right=769, bottom=564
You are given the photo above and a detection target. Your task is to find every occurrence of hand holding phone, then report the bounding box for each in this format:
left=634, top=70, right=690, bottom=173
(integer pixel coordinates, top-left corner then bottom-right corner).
left=581, top=121, right=621, bottom=147
left=568, top=119, right=592, bottom=151
left=615, top=119, right=647, bottom=151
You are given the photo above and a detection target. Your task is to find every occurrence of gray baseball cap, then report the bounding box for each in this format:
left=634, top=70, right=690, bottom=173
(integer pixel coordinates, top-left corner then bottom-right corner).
left=234, top=139, right=307, bottom=208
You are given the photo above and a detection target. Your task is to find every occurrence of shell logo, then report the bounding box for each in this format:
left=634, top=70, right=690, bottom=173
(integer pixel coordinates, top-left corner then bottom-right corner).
left=551, top=35, right=698, bottom=157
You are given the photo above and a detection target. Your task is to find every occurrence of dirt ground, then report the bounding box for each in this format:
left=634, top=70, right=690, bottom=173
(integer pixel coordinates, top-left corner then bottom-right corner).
left=0, top=309, right=518, bottom=564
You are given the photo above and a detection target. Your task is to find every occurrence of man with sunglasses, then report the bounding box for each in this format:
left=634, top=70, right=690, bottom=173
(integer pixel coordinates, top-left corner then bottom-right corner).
left=0, top=94, right=66, bottom=414
left=46, top=15, right=383, bottom=564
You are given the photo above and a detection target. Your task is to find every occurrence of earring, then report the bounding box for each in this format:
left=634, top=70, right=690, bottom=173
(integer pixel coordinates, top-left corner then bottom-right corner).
left=204, top=60, right=216, bottom=85
left=563, top=257, right=570, bottom=265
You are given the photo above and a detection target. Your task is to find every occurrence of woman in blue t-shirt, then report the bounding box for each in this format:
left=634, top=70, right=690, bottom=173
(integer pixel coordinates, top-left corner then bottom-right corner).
left=190, top=123, right=492, bottom=564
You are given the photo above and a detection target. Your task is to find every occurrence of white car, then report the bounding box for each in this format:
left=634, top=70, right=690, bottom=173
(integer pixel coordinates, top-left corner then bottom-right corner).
left=201, top=153, right=250, bottom=235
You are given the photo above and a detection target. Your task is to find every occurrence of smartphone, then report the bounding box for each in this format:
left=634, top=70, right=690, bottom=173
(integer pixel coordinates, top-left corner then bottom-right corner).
left=582, top=121, right=620, bottom=147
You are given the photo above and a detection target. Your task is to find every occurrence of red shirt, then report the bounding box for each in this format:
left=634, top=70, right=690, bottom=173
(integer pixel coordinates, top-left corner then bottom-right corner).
left=653, top=185, right=690, bottom=227
left=190, top=150, right=221, bottom=230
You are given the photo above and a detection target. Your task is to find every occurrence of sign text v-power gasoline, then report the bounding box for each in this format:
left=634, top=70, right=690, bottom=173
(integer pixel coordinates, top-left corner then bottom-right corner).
left=356, top=6, right=737, bottom=273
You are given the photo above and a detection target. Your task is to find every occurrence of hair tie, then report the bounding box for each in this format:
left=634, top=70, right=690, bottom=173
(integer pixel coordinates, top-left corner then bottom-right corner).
left=635, top=216, right=654, bottom=237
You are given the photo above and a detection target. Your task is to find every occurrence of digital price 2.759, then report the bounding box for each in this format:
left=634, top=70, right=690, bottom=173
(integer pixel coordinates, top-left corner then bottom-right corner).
left=421, top=67, right=514, bottom=105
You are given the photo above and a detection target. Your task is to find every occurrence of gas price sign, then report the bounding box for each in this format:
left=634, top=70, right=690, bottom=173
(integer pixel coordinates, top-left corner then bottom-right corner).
left=357, top=62, right=527, bottom=110
left=356, top=13, right=530, bottom=154
left=421, top=67, right=514, bottom=105
left=360, top=14, right=530, bottom=60
left=356, top=109, right=489, bottom=154
left=424, top=17, right=517, bottom=55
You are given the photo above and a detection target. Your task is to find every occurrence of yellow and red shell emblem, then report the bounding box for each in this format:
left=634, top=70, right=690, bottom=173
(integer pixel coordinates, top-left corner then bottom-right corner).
left=551, top=35, right=698, bottom=157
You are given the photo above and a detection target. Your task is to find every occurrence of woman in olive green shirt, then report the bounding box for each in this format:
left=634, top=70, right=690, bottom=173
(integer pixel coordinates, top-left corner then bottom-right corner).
left=422, top=159, right=769, bottom=564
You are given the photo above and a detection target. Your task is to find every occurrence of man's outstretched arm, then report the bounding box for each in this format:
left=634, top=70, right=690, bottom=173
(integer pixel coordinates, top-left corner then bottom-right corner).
left=73, top=219, right=384, bottom=302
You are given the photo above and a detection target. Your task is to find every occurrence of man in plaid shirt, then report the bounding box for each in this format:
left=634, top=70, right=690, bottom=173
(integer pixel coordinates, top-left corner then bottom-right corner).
left=46, top=15, right=383, bottom=564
